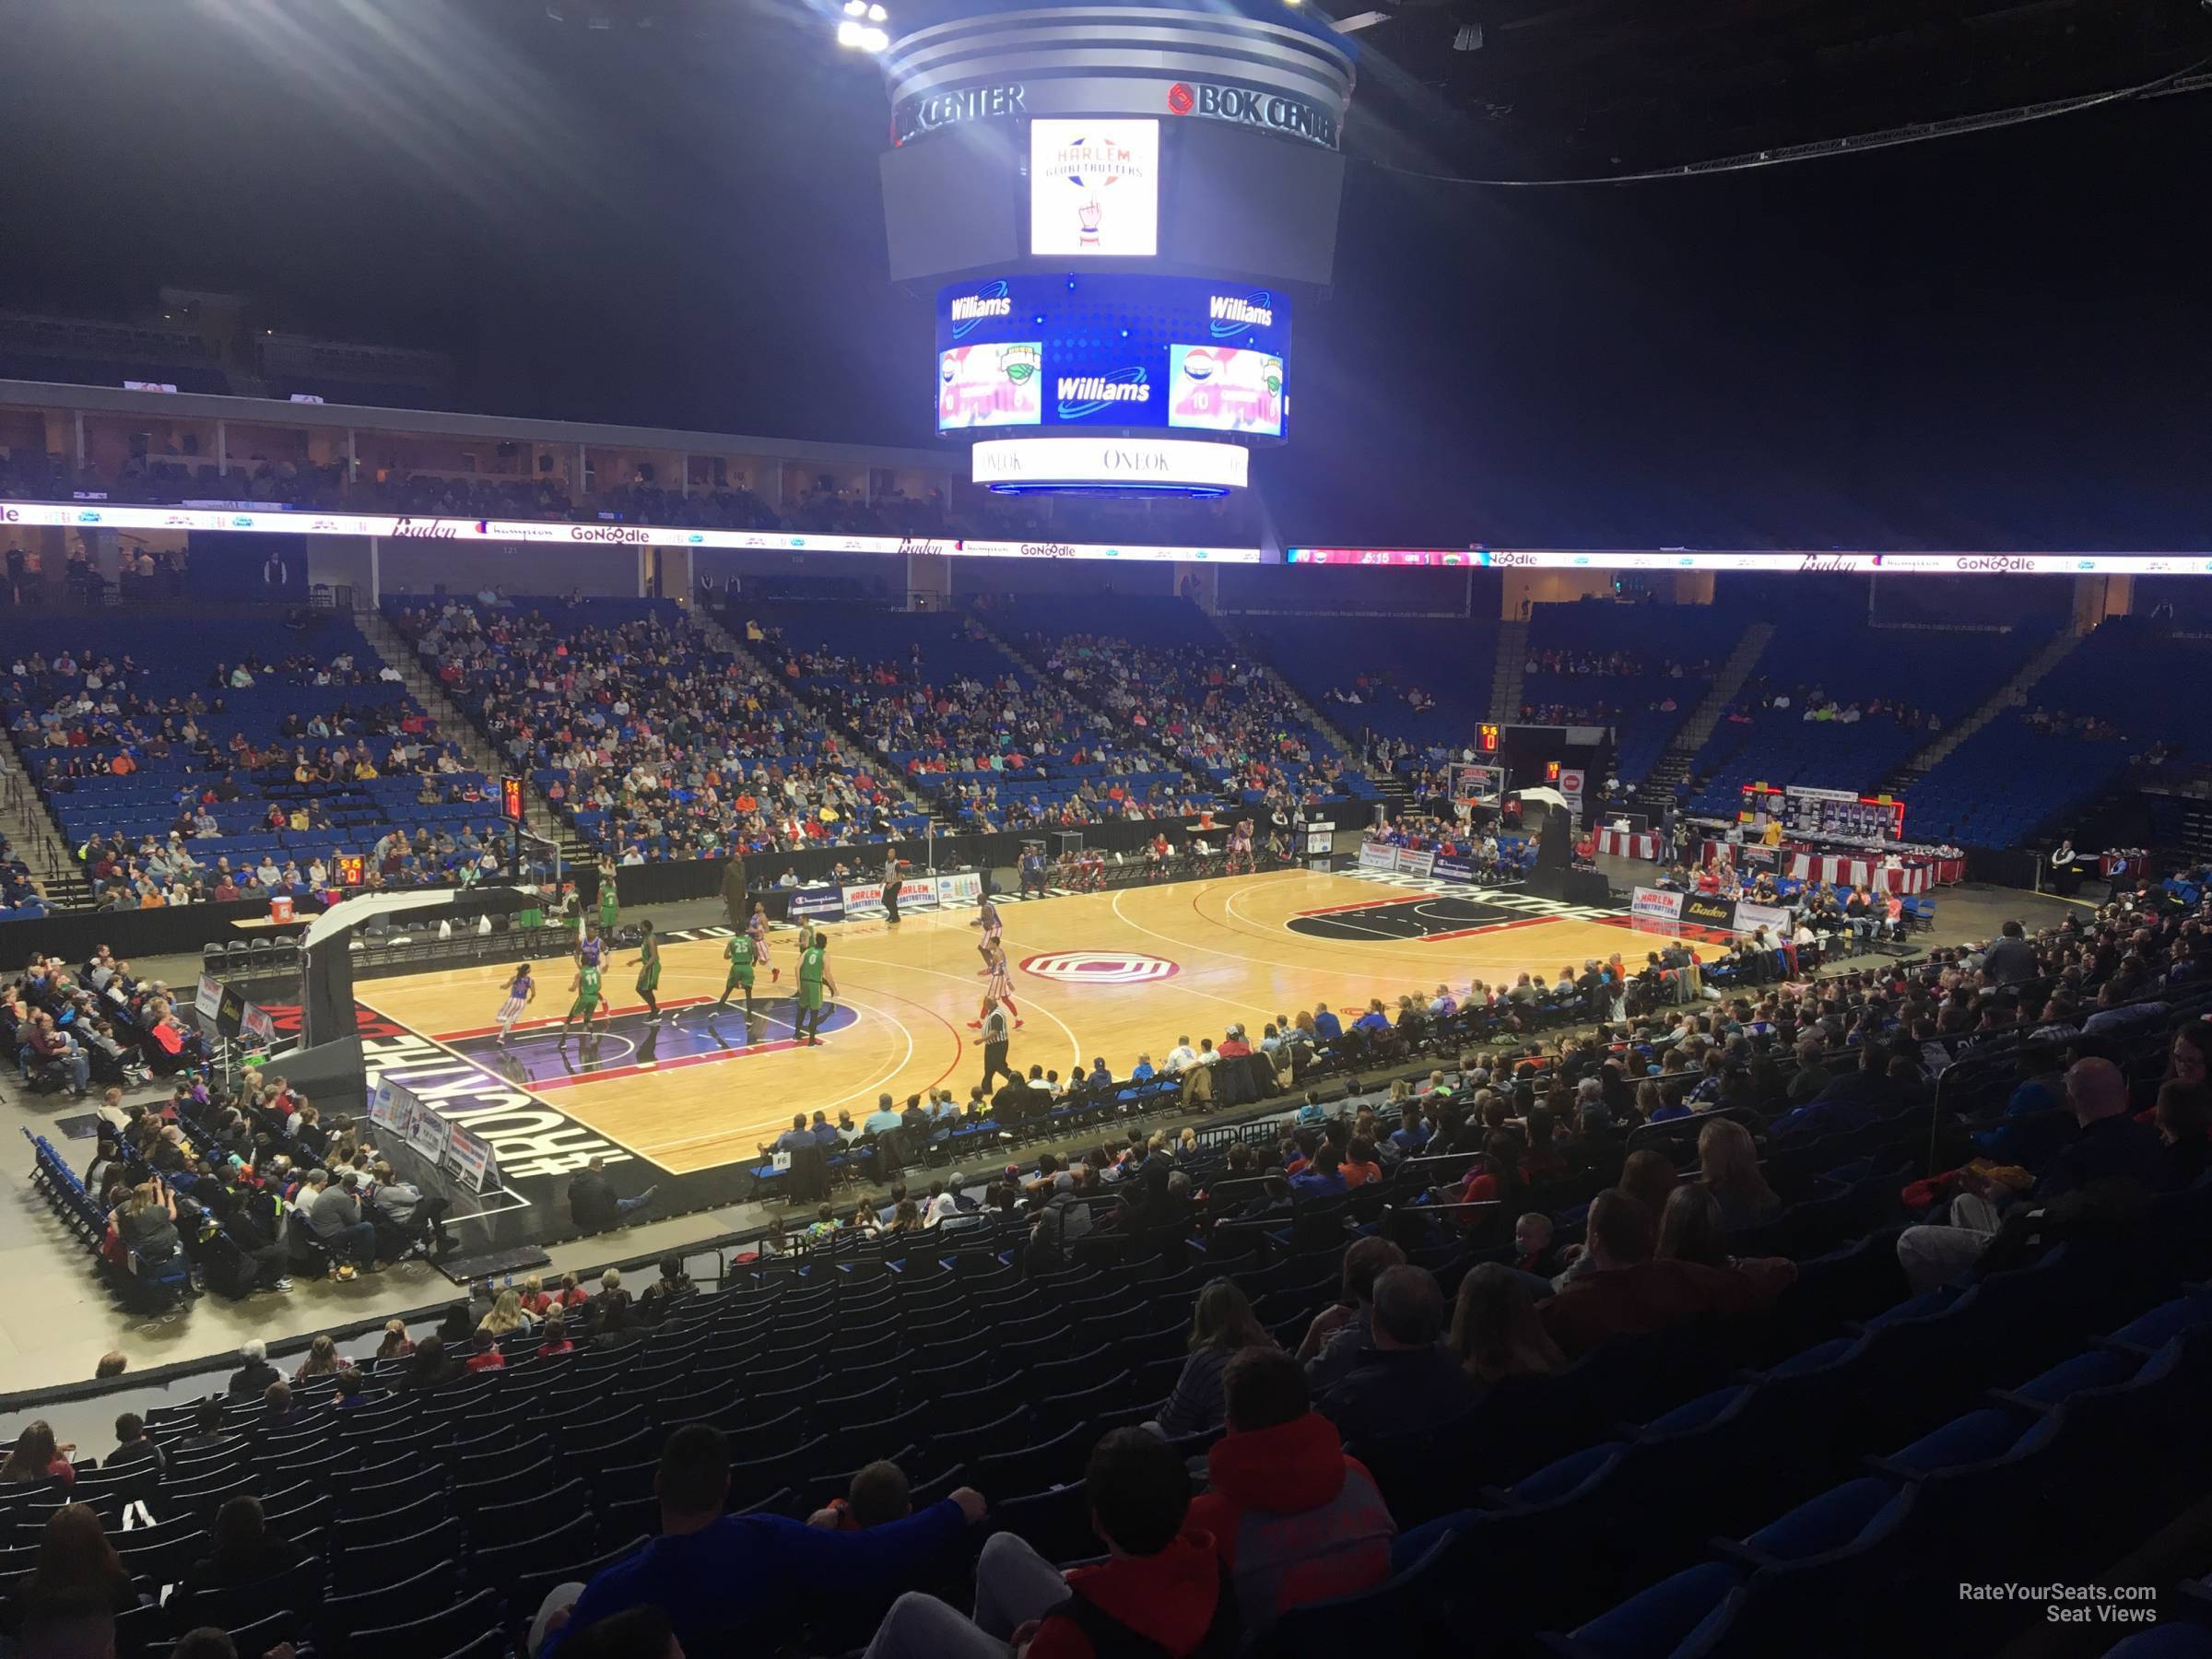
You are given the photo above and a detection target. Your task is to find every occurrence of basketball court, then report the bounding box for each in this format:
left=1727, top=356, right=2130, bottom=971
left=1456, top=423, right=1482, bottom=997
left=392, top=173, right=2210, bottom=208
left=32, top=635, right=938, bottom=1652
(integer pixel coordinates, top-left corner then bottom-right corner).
left=351, top=868, right=1653, bottom=1193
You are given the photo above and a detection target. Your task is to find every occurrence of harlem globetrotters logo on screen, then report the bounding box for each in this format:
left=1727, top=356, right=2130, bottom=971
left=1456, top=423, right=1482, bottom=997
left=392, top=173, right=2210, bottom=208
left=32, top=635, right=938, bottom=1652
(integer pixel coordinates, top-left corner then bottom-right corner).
left=1030, top=119, right=1159, bottom=258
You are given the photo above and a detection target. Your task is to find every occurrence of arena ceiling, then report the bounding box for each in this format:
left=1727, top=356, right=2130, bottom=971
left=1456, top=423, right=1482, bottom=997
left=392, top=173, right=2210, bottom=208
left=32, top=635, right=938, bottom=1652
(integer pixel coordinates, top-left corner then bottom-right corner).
left=1336, top=0, right=2211, bottom=179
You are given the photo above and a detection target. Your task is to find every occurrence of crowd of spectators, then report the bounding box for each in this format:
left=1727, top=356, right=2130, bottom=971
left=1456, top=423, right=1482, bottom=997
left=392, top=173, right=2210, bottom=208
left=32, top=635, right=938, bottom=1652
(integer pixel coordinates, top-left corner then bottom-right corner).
left=8, top=873, right=2212, bottom=1655
left=1, top=949, right=199, bottom=1100
left=393, top=598, right=912, bottom=864
left=1031, top=631, right=1360, bottom=811
left=780, top=623, right=1189, bottom=835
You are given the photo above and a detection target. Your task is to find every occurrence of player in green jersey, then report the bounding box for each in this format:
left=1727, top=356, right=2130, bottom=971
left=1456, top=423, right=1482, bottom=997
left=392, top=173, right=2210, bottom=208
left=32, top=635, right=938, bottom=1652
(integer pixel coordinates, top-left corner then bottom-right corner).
left=559, top=960, right=606, bottom=1046
left=794, top=930, right=837, bottom=1045
left=711, top=930, right=758, bottom=1018
left=633, top=919, right=667, bottom=1022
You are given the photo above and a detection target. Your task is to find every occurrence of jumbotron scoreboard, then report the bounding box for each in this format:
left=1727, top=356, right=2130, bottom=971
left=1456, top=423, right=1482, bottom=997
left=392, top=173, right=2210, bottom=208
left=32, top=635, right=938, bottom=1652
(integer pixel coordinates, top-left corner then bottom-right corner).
left=875, top=0, right=1357, bottom=495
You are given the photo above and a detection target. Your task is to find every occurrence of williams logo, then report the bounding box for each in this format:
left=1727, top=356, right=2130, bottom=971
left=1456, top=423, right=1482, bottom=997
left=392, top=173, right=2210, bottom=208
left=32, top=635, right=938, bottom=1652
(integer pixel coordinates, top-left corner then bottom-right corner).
left=950, top=282, right=1014, bottom=338
left=1056, top=369, right=1149, bottom=420
left=1209, top=293, right=1276, bottom=335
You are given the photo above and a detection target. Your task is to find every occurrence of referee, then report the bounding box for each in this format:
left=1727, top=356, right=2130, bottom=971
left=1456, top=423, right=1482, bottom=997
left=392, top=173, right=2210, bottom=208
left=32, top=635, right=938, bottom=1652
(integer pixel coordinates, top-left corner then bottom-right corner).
left=881, top=850, right=901, bottom=926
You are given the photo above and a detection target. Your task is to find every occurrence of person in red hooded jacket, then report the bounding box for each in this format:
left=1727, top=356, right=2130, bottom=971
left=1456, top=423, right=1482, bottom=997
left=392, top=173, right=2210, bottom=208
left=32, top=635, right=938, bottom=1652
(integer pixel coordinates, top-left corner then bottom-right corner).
left=861, top=1428, right=1234, bottom=1659
left=1187, top=1347, right=1396, bottom=1637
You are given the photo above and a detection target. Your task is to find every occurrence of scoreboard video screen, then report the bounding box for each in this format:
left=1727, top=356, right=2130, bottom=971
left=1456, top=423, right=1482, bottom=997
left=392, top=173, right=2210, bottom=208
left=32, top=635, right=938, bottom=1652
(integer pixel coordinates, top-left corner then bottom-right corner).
left=935, top=273, right=1288, bottom=437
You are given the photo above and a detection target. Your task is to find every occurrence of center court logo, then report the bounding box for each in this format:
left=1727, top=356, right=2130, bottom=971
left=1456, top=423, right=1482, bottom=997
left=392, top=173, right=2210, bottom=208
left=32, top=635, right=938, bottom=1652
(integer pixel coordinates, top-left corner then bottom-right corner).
left=1020, top=952, right=1180, bottom=983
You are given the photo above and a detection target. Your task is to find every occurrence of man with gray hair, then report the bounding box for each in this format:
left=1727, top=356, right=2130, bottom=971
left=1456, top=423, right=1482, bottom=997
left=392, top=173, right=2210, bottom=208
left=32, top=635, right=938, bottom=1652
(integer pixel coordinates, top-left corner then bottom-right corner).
left=227, top=1338, right=279, bottom=1397
left=1896, top=1057, right=2159, bottom=1292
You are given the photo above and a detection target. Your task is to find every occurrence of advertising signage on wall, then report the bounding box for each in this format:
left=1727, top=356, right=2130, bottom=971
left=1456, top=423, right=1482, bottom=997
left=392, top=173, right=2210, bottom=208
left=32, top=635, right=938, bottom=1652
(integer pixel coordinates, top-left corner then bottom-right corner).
left=934, top=274, right=1289, bottom=438
left=0, top=500, right=1265, bottom=563
left=972, top=437, right=1250, bottom=493
left=1284, top=547, right=2212, bottom=576
left=890, top=79, right=1344, bottom=151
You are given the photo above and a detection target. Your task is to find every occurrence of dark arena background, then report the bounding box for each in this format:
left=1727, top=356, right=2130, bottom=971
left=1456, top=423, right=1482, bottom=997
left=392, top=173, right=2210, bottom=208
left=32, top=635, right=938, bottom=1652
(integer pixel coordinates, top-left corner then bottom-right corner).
left=0, top=1, right=2208, bottom=1654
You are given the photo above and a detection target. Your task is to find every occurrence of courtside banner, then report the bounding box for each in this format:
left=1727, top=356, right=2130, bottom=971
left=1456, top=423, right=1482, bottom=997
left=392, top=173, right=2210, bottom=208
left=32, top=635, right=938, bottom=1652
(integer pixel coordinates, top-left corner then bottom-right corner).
left=935, top=870, right=983, bottom=906
left=1358, top=843, right=1399, bottom=874
left=0, top=501, right=1263, bottom=565
left=1432, top=855, right=1477, bottom=884
left=1680, top=895, right=1738, bottom=930
left=1735, top=900, right=1793, bottom=935
left=1396, top=847, right=1437, bottom=878
left=787, top=887, right=848, bottom=923
left=841, top=877, right=941, bottom=915
left=1630, top=887, right=1685, bottom=923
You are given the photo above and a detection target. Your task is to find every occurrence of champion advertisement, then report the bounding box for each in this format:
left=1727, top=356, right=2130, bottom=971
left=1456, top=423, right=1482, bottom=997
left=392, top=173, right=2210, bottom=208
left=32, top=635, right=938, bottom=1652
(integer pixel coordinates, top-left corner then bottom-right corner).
left=785, top=886, right=849, bottom=924
left=1029, top=119, right=1159, bottom=257
left=934, top=275, right=1289, bottom=438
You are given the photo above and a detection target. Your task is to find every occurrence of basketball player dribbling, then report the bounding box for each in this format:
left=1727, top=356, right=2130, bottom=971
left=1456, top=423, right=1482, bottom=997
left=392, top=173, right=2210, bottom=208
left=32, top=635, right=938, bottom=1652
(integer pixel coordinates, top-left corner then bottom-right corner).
left=495, top=962, right=535, bottom=1046
left=973, top=893, right=1003, bottom=972
left=749, top=902, right=782, bottom=984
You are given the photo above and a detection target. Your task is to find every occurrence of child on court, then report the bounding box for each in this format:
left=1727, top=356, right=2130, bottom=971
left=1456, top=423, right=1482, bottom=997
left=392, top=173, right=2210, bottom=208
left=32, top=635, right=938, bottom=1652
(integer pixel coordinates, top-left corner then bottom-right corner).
left=496, top=962, right=535, bottom=1046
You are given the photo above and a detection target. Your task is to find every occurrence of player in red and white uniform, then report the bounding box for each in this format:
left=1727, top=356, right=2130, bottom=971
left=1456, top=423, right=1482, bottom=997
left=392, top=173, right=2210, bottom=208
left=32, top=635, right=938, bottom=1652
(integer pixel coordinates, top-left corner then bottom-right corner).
left=748, top=902, right=781, bottom=983
left=972, top=894, right=1003, bottom=971
left=1225, top=818, right=1254, bottom=877
left=971, top=945, right=1023, bottom=1029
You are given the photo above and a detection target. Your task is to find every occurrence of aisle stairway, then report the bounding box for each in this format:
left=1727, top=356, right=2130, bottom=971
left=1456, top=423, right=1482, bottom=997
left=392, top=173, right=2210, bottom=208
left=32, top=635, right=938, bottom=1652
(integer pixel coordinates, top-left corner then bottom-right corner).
left=691, top=606, right=940, bottom=830
left=355, top=605, right=592, bottom=874
left=963, top=610, right=1205, bottom=800
left=1877, top=627, right=2083, bottom=797
left=1488, top=618, right=1529, bottom=722
left=1632, top=619, right=1773, bottom=813
left=0, top=727, right=89, bottom=909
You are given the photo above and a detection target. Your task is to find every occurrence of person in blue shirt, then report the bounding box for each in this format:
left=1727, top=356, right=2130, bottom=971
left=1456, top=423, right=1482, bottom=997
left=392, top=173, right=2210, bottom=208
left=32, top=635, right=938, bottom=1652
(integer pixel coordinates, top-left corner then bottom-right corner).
left=538, top=1423, right=986, bottom=1655
left=1088, top=1056, right=1113, bottom=1091
left=1289, top=1144, right=1349, bottom=1198
left=809, top=1111, right=842, bottom=1149
left=1312, top=1006, right=1343, bottom=1041
left=1391, top=1107, right=1430, bottom=1156
left=863, top=1094, right=903, bottom=1137
left=771, top=1114, right=815, bottom=1155
left=1352, top=1001, right=1392, bottom=1037
left=1129, top=1054, right=1157, bottom=1083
